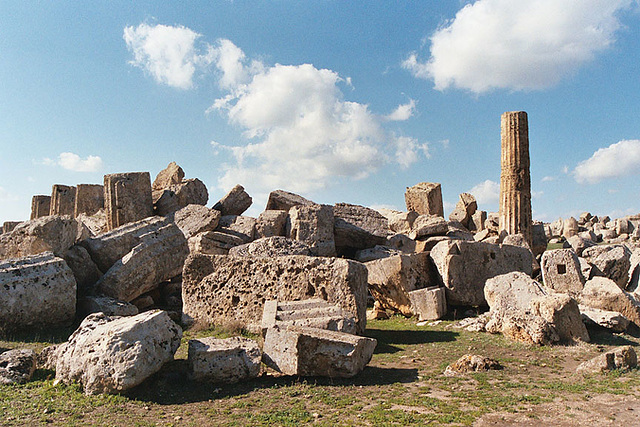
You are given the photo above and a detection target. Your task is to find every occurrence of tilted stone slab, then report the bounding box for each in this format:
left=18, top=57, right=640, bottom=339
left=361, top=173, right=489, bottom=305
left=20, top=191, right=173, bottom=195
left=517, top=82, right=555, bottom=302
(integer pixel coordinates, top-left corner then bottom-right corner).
left=182, top=254, right=368, bottom=334
left=430, top=240, right=533, bottom=306
left=265, top=189, right=314, bottom=211
left=188, top=336, right=261, bottom=383
left=55, top=310, right=182, bottom=395
left=213, top=184, right=252, bottom=216
left=96, top=223, right=188, bottom=302
left=262, top=325, right=376, bottom=378
left=171, top=204, right=221, bottom=240
left=0, top=215, right=78, bottom=260
left=582, top=244, right=631, bottom=289
left=578, top=277, right=640, bottom=326
left=104, top=172, right=153, bottom=231
left=154, top=178, right=208, bottom=216
left=579, top=305, right=630, bottom=333
left=333, top=203, right=389, bottom=251
left=0, top=252, right=76, bottom=331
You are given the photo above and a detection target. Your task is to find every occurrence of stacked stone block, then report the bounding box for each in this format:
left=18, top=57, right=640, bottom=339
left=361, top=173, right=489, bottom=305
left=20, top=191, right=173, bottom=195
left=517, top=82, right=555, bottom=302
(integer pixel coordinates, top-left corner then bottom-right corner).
left=104, top=172, right=153, bottom=231
left=30, top=195, right=51, bottom=219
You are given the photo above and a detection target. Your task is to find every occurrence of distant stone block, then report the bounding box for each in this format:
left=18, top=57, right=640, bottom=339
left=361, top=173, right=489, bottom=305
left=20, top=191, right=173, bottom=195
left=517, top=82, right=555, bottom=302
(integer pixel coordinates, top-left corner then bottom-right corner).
left=30, top=195, right=51, bottom=220
left=50, top=185, right=76, bottom=217
left=75, top=184, right=104, bottom=217
left=408, top=287, right=447, bottom=321
left=405, top=182, right=444, bottom=217
left=104, top=172, right=153, bottom=231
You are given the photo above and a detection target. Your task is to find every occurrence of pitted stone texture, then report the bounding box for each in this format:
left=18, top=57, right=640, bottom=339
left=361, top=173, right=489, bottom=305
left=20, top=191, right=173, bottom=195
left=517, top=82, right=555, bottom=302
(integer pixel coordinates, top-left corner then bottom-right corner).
left=182, top=254, right=368, bottom=334
left=443, top=354, right=502, bottom=376
left=154, top=178, right=208, bottom=216
left=188, top=231, right=244, bottom=255
left=0, top=349, right=37, bottom=385
left=564, top=235, right=596, bottom=257
left=228, top=236, right=312, bottom=257
left=255, top=210, right=288, bottom=238
left=366, top=253, right=437, bottom=316
left=0, top=252, right=76, bottom=331
left=55, top=310, right=182, bottom=395
left=580, top=305, right=630, bottom=332
left=577, top=346, right=637, bottom=374
left=265, top=190, right=314, bottom=211
left=50, top=185, right=77, bottom=217
left=262, top=325, right=376, bottom=378
left=578, top=277, right=640, bottom=326
left=152, top=162, right=184, bottom=192
left=530, top=294, right=589, bottom=343
left=541, top=249, right=585, bottom=295
left=582, top=245, right=631, bottom=289
left=430, top=240, right=533, bottom=306
left=171, top=204, right=221, bottom=240
left=216, top=215, right=256, bottom=244
left=377, top=208, right=418, bottom=234
left=104, top=172, right=153, bottom=231
left=408, top=287, right=447, bottom=321
left=287, top=204, right=336, bottom=257
left=80, top=216, right=168, bottom=273
left=74, top=184, right=104, bottom=217
left=261, top=299, right=357, bottom=335
left=0, top=215, right=78, bottom=260
left=188, top=336, right=261, bottom=383
left=96, top=223, right=188, bottom=302
left=354, top=245, right=403, bottom=263
left=404, top=182, right=444, bottom=217
left=448, top=193, right=477, bottom=228
left=30, top=195, right=51, bottom=220
left=213, top=184, right=252, bottom=216
left=77, top=295, right=139, bottom=318
left=409, top=215, right=448, bottom=240
left=76, top=210, right=108, bottom=237
left=63, top=245, right=102, bottom=295
left=333, top=203, right=389, bottom=251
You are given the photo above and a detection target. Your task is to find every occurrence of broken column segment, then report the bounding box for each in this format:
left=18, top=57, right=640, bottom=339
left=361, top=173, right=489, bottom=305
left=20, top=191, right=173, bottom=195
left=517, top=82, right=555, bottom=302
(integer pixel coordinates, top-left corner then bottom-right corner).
left=74, top=184, right=104, bottom=217
left=188, top=336, right=262, bottom=383
left=50, top=184, right=77, bottom=217
left=404, top=182, right=444, bottom=217
left=499, top=111, right=532, bottom=245
left=30, top=195, right=51, bottom=220
left=213, top=184, right=252, bottom=216
left=104, top=172, right=153, bottom=231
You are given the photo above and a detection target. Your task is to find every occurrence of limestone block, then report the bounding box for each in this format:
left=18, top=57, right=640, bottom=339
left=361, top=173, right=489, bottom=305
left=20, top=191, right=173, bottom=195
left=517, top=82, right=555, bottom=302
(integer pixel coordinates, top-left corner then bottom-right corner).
left=469, top=210, right=487, bottom=232
left=255, top=210, right=288, bottom=238
left=74, top=184, right=104, bottom=217
left=104, top=172, right=153, bottom=231
left=171, top=204, right=220, bottom=240
left=55, top=310, right=182, bottom=395
left=188, top=336, right=261, bottom=383
left=265, top=189, right=314, bottom=211
left=448, top=193, right=477, bottom=227
left=333, top=203, right=389, bottom=251
left=627, top=248, right=640, bottom=293
left=541, top=249, right=585, bottom=295
left=578, top=277, right=640, bottom=326
left=96, top=223, right=188, bottom=302
left=76, top=210, right=108, bottom=237
left=213, top=184, right=252, bottom=216
left=408, top=287, right=447, bottom=321
left=530, top=294, right=589, bottom=343
left=386, top=233, right=416, bottom=253
left=485, top=310, right=559, bottom=346
left=485, top=212, right=500, bottom=233
left=154, top=178, right=208, bottom=216
left=563, top=217, right=579, bottom=239
left=404, top=182, right=444, bottom=217
left=77, top=295, right=139, bottom=318
left=0, top=349, right=36, bottom=385
left=287, top=204, right=336, bottom=257
left=2, top=221, right=20, bottom=234
left=446, top=221, right=475, bottom=241
left=80, top=216, right=168, bottom=273
left=550, top=218, right=564, bottom=238
left=228, top=236, right=312, bottom=257
left=354, top=245, right=403, bottom=263
left=217, top=215, right=256, bottom=244
left=409, top=215, right=448, bottom=240
left=182, top=254, right=368, bottom=334
left=579, top=305, right=630, bottom=332
left=262, top=325, right=376, bottom=378
left=152, top=161, right=184, bottom=192
left=531, top=222, right=548, bottom=257
left=564, top=235, right=596, bottom=257
left=577, top=346, right=637, bottom=374
left=366, top=253, right=437, bottom=316
left=62, top=245, right=102, bottom=295
left=0, top=215, right=78, bottom=260
left=443, top=354, right=501, bottom=376
left=582, top=244, right=631, bottom=289
left=0, top=252, right=76, bottom=331
left=50, top=184, right=76, bottom=217
left=430, top=240, right=533, bottom=306
left=188, top=231, right=244, bottom=255
left=376, top=208, right=418, bottom=234
left=30, top=195, right=51, bottom=220
left=261, top=299, right=357, bottom=335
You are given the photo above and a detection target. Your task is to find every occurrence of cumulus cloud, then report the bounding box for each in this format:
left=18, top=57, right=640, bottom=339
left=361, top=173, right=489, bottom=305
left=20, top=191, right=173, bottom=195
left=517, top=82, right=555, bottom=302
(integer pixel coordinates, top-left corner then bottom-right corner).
left=468, top=179, right=500, bottom=205
left=56, top=152, right=104, bottom=172
left=385, top=99, right=416, bottom=121
left=574, top=139, right=640, bottom=184
left=124, top=23, right=214, bottom=89
left=403, top=0, right=634, bottom=93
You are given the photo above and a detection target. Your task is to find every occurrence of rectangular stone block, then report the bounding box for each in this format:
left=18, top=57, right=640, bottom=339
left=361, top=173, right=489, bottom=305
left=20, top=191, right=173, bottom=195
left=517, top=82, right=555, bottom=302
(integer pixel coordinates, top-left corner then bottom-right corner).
left=408, top=287, right=447, bottom=321
left=287, top=204, right=336, bottom=257
left=50, top=185, right=76, bottom=217
left=30, top=195, right=51, bottom=220
left=261, top=298, right=357, bottom=335
left=75, top=184, right=104, bottom=217
left=2, top=221, right=21, bottom=234
left=405, top=182, right=444, bottom=217
left=188, top=336, right=261, bottom=383
left=104, top=172, right=153, bottom=231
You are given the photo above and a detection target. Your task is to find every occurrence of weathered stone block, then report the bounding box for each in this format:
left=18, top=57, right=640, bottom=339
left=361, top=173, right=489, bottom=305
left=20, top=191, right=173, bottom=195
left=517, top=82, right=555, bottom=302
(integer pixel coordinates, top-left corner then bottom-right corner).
left=530, top=293, right=589, bottom=343
left=62, top=245, right=102, bottom=295
left=333, top=203, right=389, bottom=251
left=404, top=182, right=444, bottom=217
left=217, top=215, right=256, bottom=243
left=409, top=215, right=448, bottom=240
left=182, top=254, right=368, bottom=334
left=77, top=295, right=139, bottom=318
left=0, top=216, right=78, bottom=260
left=2, top=221, right=20, bottom=234
left=74, top=184, right=104, bottom=217
left=0, top=349, right=36, bottom=385
left=287, top=204, right=336, bottom=257
left=580, top=305, right=630, bottom=333
left=255, top=210, right=288, bottom=238
left=261, top=299, right=357, bottom=335
left=213, top=184, right=252, bottom=216
left=154, top=178, right=208, bottom=216
left=50, top=185, right=76, bottom=217
left=228, top=236, right=312, bottom=257
left=408, top=287, right=447, bottom=321
left=152, top=161, right=184, bottom=193
left=582, top=244, right=631, bottom=289
left=30, top=195, right=51, bottom=220
left=188, top=336, right=261, bottom=383
left=449, top=193, right=477, bottom=227
left=265, top=190, right=314, bottom=211
left=171, top=204, right=220, bottom=240
left=541, top=249, right=585, bottom=295
left=377, top=208, right=418, bottom=234
left=262, top=325, right=376, bottom=378
left=104, top=172, right=153, bottom=231
left=188, top=231, right=244, bottom=255
left=578, top=277, right=640, bottom=326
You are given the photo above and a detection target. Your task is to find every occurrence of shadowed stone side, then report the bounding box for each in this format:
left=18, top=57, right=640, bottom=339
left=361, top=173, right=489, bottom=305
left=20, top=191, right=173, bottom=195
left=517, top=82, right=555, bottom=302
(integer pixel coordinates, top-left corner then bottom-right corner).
left=30, top=195, right=51, bottom=220
left=50, top=185, right=76, bottom=217
left=104, top=172, right=153, bottom=231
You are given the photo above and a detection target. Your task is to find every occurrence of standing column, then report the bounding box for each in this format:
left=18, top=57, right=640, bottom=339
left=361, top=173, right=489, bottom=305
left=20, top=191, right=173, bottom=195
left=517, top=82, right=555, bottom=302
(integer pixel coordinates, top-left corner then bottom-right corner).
left=499, top=111, right=532, bottom=245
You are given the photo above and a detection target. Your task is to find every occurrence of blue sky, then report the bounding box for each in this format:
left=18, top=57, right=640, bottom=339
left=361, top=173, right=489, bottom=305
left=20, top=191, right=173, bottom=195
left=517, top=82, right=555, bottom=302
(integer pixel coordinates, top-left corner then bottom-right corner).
left=2, top=1, right=640, bottom=224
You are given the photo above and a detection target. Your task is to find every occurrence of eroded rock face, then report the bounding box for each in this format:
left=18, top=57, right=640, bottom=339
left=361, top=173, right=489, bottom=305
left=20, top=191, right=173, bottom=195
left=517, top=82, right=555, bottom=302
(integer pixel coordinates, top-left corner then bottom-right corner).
left=265, top=190, right=314, bottom=211
left=188, top=336, right=261, bottom=383
left=0, top=252, right=76, bottom=331
left=582, top=245, right=631, bottom=289
left=0, top=349, right=37, bottom=385
left=287, top=204, right=336, bottom=257
left=443, top=354, right=502, bottom=377
left=580, top=305, right=630, bottom=333
left=409, top=215, right=448, bottom=240
left=0, top=215, right=78, bottom=260
left=213, top=184, right=252, bottom=216
left=55, top=311, right=182, bottom=395
left=430, top=240, right=533, bottom=306
left=228, top=236, right=312, bottom=257
left=578, top=277, right=640, bottom=326
left=449, top=193, right=477, bottom=228
left=255, top=210, right=288, bottom=239
left=408, top=287, right=447, bottom=321
left=541, top=249, right=585, bottom=296
left=404, top=182, right=444, bottom=217
left=376, top=208, right=418, bottom=234
left=171, top=204, right=221, bottom=240
left=576, top=346, right=637, bottom=374
left=530, top=294, right=589, bottom=343
left=333, top=203, right=389, bottom=252
left=152, top=162, right=185, bottom=193
left=182, top=254, right=368, bottom=334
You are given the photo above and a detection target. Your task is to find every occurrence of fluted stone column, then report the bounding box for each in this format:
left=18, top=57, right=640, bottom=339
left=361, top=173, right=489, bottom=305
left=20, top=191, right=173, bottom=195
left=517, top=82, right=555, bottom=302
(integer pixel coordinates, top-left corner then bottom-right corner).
left=499, top=111, right=532, bottom=245
left=50, top=185, right=76, bottom=217
left=30, top=195, right=51, bottom=219
left=104, top=172, right=153, bottom=231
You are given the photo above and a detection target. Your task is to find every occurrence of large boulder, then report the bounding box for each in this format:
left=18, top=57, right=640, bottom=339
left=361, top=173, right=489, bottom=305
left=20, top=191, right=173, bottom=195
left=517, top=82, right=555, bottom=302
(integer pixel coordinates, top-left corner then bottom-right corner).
left=578, top=277, right=640, bottom=326
left=448, top=193, right=477, bottom=228
left=333, top=203, right=389, bottom=252
left=182, top=254, right=368, bottom=334
left=409, top=215, right=448, bottom=240
left=404, top=182, right=444, bottom=217
left=376, top=208, right=418, bottom=234
left=216, top=215, right=256, bottom=244
left=0, top=252, right=76, bottom=331
left=154, top=178, right=208, bottom=216
left=152, top=162, right=184, bottom=194
left=530, top=294, right=590, bottom=343
left=213, top=184, right=252, bottom=216
left=287, top=204, right=336, bottom=257
left=582, top=245, right=631, bottom=289
left=95, top=223, right=189, bottom=302
left=540, top=249, right=585, bottom=296
left=55, top=310, right=182, bottom=395
left=430, top=240, right=533, bottom=306
left=0, top=215, right=78, bottom=260
left=255, top=210, right=288, bottom=239
left=0, top=349, right=37, bottom=385
left=171, top=204, right=221, bottom=240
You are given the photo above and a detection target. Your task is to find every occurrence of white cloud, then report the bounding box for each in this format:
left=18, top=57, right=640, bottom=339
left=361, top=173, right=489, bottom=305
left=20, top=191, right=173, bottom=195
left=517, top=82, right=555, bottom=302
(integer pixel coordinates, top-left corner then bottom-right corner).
left=57, top=152, right=103, bottom=172
left=124, top=23, right=213, bottom=89
left=403, top=0, right=634, bottom=93
left=541, top=176, right=556, bottom=182
left=574, top=139, right=640, bottom=184
left=394, top=136, right=430, bottom=169
left=468, top=179, right=500, bottom=205
left=385, top=99, right=416, bottom=121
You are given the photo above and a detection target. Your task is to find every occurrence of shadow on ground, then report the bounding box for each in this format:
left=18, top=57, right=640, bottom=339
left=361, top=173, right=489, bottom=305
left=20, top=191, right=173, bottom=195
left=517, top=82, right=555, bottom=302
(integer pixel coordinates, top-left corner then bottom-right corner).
left=586, top=324, right=640, bottom=347
left=364, top=328, right=458, bottom=354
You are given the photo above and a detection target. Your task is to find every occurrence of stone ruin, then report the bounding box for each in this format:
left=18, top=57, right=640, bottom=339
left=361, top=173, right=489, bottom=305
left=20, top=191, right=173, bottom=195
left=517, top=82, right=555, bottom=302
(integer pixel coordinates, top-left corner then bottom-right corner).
left=2, top=111, right=640, bottom=390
